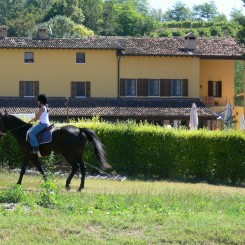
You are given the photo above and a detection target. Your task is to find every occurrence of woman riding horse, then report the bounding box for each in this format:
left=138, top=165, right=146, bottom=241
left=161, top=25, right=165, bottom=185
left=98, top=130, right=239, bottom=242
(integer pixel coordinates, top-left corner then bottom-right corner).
left=0, top=111, right=111, bottom=191
left=28, top=94, right=50, bottom=157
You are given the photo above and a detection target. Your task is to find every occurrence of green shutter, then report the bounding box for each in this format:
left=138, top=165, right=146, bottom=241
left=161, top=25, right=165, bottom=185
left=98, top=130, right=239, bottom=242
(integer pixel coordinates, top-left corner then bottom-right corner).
left=182, top=79, right=188, bottom=96
left=34, top=81, right=39, bottom=96
left=217, top=81, right=222, bottom=97
left=137, top=79, right=143, bottom=96
left=19, top=81, right=24, bottom=97
left=120, top=79, right=126, bottom=97
left=160, top=79, right=166, bottom=96
left=86, top=82, right=91, bottom=97
left=208, top=81, right=213, bottom=96
left=165, top=79, right=171, bottom=96
left=71, top=82, right=76, bottom=97
left=143, top=79, right=148, bottom=96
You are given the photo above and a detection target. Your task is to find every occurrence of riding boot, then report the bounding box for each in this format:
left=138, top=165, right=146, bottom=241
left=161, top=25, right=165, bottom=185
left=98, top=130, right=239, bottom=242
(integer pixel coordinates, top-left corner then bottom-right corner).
left=31, top=146, right=42, bottom=157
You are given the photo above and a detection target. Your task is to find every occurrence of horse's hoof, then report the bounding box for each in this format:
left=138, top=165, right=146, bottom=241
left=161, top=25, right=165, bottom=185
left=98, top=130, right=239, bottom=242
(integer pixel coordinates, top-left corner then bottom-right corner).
left=66, top=185, right=71, bottom=191
left=77, top=187, right=83, bottom=192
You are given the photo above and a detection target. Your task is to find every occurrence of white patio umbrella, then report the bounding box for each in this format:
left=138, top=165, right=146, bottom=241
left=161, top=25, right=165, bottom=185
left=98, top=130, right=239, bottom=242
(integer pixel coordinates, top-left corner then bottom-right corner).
left=224, top=102, right=233, bottom=128
left=240, top=114, right=245, bottom=130
left=189, top=103, right=198, bottom=130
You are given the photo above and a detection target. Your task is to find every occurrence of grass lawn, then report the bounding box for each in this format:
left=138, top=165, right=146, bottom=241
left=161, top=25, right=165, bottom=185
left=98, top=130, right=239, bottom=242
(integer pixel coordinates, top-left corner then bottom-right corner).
left=0, top=171, right=245, bottom=244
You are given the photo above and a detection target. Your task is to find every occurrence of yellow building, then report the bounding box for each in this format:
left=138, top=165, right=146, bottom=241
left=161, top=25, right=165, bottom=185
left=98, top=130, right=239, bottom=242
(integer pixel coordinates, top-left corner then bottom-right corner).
left=0, top=26, right=244, bottom=128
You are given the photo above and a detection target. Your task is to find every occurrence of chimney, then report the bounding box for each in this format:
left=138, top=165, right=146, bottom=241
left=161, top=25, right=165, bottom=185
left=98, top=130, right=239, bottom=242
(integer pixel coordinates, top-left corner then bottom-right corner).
left=38, top=26, right=47, bottom=39
left=0, top=25, right=9, bottom=38
left=184, top=32, right=197, bottom=50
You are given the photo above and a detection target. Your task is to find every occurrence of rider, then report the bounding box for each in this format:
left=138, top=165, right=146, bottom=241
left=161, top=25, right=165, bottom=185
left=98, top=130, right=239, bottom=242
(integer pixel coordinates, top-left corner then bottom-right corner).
left=28, top=94, right=50, bottom=156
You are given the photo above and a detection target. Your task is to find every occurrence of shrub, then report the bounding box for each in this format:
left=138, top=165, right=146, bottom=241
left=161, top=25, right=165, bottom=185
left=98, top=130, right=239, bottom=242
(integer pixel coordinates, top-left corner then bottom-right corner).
left=1, top=119, right=244, bottom=184
left=0, top=184, right=27, bottom=203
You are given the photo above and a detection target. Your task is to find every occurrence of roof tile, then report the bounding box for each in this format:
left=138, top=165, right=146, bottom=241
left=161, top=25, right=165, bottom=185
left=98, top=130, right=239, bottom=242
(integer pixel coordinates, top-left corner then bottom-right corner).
left=0, top=97, right=217, bottom=119
left=0, top=36, right=244, bottom=58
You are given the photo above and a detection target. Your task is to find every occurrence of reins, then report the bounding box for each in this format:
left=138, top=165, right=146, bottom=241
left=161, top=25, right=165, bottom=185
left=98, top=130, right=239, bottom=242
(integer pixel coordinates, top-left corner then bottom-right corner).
left=0, top=124, right=30, bottom=137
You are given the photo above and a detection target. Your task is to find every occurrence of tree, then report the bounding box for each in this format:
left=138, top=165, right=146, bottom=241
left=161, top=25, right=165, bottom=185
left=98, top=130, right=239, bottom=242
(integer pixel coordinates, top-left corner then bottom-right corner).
left=44, top=0, right=85, bottom=24
left=230, top=8, right=244, bottom=22
left=149, top=8, right=163, bottom=22
left=115, top=0, right=156, bottom=36
left=162, top=1, right=192, bottom=21
left=26, top=0, right=54, bottom=11
left=41, top=15, right=93, bottom=38
left=236, top=0, right=245, bottom=44
left=100, top=0, right=119, bottom=35
left=73, top=24, right=94, bottom=37
left=192, top=1, right=218, bottom=21
left=80, top=0, right=103, bottom=33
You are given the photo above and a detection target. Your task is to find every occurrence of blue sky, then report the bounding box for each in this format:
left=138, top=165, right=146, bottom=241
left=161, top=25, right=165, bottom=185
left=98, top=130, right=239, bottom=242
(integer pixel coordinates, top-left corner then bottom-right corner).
left=148, top=0, right=245, bottom=17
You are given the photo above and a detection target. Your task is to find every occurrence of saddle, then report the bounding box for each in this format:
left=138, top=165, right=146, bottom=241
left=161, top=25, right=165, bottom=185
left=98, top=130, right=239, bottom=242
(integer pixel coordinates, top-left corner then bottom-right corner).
left=27, top=124, right=54, bottom=145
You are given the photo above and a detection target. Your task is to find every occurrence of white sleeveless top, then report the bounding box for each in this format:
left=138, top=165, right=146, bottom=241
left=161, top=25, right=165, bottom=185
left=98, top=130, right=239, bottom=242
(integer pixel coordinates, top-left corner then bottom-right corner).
left=40, top=106, right=50, bottom=124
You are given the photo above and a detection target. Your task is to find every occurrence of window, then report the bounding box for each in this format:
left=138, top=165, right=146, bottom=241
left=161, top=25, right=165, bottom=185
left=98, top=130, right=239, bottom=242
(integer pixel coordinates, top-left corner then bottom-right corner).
left=149, top=79, right=159, bottom=96
left=24, top=52, right=34, bottom=63
left=208, top=81, right=222, bottom=97
left=120, top=79, right=188, bottom=97
left=76, top=52, right=85, bottom=63
left=24, top=81, right=34, bottom=96
left=71, top=81, right=91, bottom=97
left=125, top=79, right=136, bottom=96
left=19, top=81, right=39, bottom=97
left=75, top=82, right=85, bottom=97
left=172, top=79, right=182, bottom=96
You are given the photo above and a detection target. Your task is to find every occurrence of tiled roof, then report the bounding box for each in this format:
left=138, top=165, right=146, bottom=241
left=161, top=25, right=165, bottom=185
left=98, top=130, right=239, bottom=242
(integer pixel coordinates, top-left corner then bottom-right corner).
left=0, top=97, right=217, bottom=119
left=0, top=36, right=244, bottom=58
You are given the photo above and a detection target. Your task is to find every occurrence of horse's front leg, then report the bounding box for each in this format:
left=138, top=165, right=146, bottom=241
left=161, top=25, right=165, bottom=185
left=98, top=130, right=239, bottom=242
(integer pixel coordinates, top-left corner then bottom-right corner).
left=17, top=157, right=29, bottom=185
left=30, top=155, right=47, bottom=181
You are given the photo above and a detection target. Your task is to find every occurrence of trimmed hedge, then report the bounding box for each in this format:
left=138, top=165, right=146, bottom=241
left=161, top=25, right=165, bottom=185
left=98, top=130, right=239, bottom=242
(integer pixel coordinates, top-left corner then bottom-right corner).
left=0, top=119, right=245, bottom=184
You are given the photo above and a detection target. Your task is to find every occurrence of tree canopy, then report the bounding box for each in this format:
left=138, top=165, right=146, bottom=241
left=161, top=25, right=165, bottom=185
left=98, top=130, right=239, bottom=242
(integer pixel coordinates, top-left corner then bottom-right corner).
left=0, top=0, right=243, bottom=39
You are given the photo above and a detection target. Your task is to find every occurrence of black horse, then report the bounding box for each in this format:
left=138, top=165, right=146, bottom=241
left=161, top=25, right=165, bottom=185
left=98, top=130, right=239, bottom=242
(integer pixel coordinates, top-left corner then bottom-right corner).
left=0, top=111, right=111, bottom=191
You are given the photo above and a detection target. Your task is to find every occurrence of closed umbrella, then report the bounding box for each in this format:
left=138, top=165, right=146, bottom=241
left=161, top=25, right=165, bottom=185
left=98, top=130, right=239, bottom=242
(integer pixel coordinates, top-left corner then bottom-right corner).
left=240, top=114, right=245, bottom=130
left=224, top=103, right=233, bottom=128
left=189, top=103, right=198, bottom=130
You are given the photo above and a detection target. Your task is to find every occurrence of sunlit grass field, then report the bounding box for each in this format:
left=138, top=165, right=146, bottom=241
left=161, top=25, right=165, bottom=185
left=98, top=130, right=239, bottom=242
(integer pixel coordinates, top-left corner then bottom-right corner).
left=0, top=171, right=245, bottom=244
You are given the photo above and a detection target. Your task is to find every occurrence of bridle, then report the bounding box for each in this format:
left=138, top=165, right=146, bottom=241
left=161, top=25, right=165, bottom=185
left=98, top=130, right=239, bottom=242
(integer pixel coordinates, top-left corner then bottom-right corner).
left=0, top=122, right=31, bottom=138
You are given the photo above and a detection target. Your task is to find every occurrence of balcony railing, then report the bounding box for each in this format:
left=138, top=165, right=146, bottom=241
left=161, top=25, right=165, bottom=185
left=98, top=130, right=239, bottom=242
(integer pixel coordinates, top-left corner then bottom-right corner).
left=201, top=96, right=238, bottom=107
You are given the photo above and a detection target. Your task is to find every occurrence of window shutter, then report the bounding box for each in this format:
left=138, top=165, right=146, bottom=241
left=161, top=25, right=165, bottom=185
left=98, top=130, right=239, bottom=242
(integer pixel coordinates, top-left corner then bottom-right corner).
left=208, top=81, right=213, bottom=96
left=120, top=79, right=125, bottom=97
left=143, top=79, right=148, bottom=96
left=160, top=79, right=166, bottom=96
left=165, top=79, right=171, bottom=96
left=71, top=82, right=76, bottom=97
left=182, top=79, right=188, bottom=96
left=217, top=81, right=222, bottom=97
left=86, top=82, right=91, bottom=97
left=137, top=79, right=143, bottom=96
left=34, top=81, right=39, bottom=96
left=19, top=81, right=24, bottom=97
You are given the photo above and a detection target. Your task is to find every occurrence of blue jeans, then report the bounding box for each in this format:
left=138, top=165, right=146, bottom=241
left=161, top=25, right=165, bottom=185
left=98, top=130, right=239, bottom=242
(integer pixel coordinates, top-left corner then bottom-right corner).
left=29, top=123, right=48, bottom=147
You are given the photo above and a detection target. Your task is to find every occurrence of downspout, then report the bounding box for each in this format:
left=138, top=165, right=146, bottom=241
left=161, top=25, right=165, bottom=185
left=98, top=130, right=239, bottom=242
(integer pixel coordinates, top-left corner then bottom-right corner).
left=117, top=50, right=124, bottom=98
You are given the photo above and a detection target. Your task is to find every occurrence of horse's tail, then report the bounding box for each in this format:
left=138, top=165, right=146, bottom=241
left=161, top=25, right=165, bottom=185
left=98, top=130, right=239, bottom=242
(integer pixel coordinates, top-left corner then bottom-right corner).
left=80, top=128, right=111, bottom=170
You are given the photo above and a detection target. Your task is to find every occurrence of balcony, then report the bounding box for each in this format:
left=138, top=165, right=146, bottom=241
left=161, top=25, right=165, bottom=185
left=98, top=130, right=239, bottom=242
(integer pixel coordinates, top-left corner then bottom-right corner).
left=201, top=96, right=235, bottom=107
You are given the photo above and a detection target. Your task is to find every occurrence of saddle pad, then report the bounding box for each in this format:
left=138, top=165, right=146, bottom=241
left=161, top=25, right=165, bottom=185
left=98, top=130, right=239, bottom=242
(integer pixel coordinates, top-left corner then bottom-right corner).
left=26, top=126, right=53, bottom=144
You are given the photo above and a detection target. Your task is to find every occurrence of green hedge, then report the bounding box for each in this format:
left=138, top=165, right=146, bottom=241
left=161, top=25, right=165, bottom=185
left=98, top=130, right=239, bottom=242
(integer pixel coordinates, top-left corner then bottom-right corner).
left=0, top=119, right=245, bottom=184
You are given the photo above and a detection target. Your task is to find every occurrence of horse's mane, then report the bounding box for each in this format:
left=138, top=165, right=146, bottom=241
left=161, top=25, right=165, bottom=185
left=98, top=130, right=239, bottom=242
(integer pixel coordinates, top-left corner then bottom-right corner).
left=7, top=114, right=29, bottom=126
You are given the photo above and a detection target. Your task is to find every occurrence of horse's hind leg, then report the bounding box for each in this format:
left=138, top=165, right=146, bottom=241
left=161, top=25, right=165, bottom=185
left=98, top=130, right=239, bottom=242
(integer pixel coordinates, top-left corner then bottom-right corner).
left=63, top=154, right=79, bottom=191
left=65, top=164, right=79, bottom=191
left=17, top=157, right=29, bottom=185
left=77, top=158, right=86, bottom=192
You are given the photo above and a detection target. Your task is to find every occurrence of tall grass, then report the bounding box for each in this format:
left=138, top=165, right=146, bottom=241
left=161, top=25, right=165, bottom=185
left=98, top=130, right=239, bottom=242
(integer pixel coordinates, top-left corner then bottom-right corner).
left=0, top=172, right=244, bottom=244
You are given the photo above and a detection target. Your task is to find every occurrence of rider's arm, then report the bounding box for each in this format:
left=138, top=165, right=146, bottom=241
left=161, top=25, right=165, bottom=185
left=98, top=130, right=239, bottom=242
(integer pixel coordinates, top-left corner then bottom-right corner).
left=28, top=107, right=45, bottom=124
